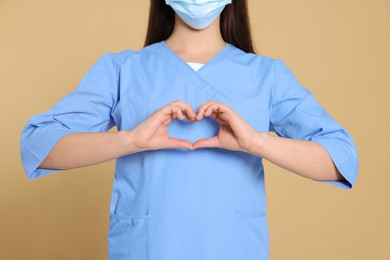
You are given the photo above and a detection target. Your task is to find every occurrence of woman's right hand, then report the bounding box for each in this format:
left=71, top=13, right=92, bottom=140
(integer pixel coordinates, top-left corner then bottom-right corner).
left=129, top=100, right=196, bottom=152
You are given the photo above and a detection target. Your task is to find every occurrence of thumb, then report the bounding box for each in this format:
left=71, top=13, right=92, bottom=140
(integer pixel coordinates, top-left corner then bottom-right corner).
left=193, top=136, right=220, bottom=150
left=166, top=137, right=194, bottom=150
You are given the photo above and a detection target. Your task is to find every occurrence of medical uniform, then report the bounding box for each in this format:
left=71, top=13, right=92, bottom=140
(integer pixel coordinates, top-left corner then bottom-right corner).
left=20, top=41, right=359, bottom=260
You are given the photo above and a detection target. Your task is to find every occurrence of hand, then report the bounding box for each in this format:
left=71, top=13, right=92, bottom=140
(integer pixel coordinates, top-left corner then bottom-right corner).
left=192, top=100, right=259, bottom=153
left=131, top=100, right=197, bottom=151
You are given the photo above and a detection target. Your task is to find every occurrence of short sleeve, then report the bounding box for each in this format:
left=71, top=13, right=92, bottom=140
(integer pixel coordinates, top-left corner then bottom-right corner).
left=20, top=53, right=119, bottom=180
left=268, top=60, right=359, bottom=189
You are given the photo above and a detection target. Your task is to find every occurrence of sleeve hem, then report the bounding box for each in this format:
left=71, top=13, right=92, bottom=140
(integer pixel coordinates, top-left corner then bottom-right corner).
left=23, top=128, right=74, bottom=180
left=311, top=138, right=359, bottom=189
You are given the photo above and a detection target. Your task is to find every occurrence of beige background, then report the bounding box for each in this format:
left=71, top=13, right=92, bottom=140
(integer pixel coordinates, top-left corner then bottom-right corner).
left=1, top=0, right=389, bottom=259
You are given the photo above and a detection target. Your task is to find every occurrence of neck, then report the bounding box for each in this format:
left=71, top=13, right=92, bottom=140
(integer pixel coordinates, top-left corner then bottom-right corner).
left=164, top=14, right=226, bottom=63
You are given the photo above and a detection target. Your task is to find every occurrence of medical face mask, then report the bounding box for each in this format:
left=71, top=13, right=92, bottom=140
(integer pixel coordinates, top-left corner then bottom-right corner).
left=165, top=0, right=232, bottom=30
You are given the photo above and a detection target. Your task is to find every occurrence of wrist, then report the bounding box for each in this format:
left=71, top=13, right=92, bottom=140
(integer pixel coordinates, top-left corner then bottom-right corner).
left=118, top=130, right=144, bottom=155
left=248, top=131, right=268, bottom=157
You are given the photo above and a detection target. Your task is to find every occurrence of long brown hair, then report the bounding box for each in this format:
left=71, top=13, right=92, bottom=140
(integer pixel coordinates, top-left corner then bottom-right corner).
left=144, top=0, right=256, bottom=54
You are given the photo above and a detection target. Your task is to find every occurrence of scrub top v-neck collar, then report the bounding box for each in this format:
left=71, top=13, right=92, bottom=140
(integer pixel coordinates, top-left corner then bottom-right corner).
left=147, top=41, right=234, bottom=102
left=161, top=41, right=232, bottom=74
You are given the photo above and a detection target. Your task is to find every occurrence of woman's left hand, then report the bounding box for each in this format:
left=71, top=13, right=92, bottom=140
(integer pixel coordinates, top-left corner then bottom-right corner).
left=192, top=100, right=259, bottom=153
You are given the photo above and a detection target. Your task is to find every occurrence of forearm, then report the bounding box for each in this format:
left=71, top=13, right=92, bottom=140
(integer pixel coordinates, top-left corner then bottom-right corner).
left=250, top=132, right=345, bottom=182
left=38, top=130, right=139, bottom=170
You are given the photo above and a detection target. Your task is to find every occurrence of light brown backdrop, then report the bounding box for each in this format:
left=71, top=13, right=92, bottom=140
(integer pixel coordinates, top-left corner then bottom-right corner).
left=1, top=0, right=389, bottom=259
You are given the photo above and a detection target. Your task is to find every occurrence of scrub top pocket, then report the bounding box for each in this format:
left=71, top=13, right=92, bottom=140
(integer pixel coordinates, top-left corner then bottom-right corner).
left=108, top=214, right=148, bottom=260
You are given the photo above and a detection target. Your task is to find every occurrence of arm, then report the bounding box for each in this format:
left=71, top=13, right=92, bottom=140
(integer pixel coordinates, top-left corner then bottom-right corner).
left=267, top=60, right=359, bottom=189
left=252, top=132, right=345, bottom=182
left=20, top=53, right=120, bottom=179
left=38, top=99, right=197, bottom=170
left=193, top=100, right=349, bottom=184
left=38, top=130, right=138, bottom=170
left=192, top=58, right=358, bottom=189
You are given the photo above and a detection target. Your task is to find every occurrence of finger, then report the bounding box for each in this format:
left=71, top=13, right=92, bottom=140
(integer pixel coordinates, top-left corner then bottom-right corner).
left=166, top=137, right=194, bottom=150
left=197, top=99, right=214, bottom=109
left=212, top=114, right=226, bottom=125
left=184, top=106, right=196, bottom=121
left=159, top=103, right=194, bottom=127
left=204, top=104, right=219, bottom=116
left=151, top=101, right=189, bottom=128
left=171, top=105, right=185, bottom=120
left=192, top=136, right=220, bottom=149
left=170, top=101, right=196, bottom=121
left=196, top=101, right=218, bottom=120
left=197, top=102, right=229, bottom=121
left=159, top=109, right=177, bottom=126
left=196, top=100, right=215, bottom=115
left=213, top=104, right=236, bottom=121
left=161, top=104, right=184, bottom=124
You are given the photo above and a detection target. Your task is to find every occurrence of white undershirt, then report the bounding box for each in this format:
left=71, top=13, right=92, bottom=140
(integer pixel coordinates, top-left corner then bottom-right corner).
left=186, top=62, right=205, bottom=71
left=185, top=43, right=228, bottom=71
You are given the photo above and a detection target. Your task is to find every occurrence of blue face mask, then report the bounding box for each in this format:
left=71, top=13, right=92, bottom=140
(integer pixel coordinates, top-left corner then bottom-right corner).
left=165, top=0, right=232, bottom=30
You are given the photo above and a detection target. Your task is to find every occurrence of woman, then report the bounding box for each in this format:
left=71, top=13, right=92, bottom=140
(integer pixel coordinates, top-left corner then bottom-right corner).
left=20, top=0, right=359, bottom=259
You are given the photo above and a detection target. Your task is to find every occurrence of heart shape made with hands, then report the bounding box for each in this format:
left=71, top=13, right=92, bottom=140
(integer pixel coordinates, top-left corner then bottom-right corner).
left=163, top=101, right=251, bottom=152
left=142, top=100, right=256, bottom=153
left=167, top=110, right=220, bottom=147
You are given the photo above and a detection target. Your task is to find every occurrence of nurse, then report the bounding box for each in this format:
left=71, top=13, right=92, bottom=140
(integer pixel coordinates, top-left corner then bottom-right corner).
left=20, top=0, right=359, bottom=259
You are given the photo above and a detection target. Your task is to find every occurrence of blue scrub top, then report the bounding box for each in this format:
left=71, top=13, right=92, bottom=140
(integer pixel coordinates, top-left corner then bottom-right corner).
left=20, top=41, right=359, bottom=260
